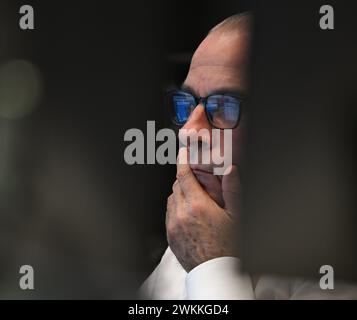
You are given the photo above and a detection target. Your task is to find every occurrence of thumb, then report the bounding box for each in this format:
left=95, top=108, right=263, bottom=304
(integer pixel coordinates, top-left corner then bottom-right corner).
left=222, top=165, right=241, bottom=215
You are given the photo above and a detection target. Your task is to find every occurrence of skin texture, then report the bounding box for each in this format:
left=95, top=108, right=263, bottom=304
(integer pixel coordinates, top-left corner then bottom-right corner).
left=166, top=18, right=251, bottom=272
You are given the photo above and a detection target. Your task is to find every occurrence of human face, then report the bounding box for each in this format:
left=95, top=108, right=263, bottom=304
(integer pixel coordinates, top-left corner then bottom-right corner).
left=177, top=28, right=250, bottom=203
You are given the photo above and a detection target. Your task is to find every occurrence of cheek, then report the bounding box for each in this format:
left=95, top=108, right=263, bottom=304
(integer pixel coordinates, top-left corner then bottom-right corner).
left=208, top=115, right=246, bottom=166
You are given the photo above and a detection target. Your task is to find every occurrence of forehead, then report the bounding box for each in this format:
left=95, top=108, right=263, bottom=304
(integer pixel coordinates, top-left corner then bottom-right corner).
left=183, top=30, right=250, bottom=97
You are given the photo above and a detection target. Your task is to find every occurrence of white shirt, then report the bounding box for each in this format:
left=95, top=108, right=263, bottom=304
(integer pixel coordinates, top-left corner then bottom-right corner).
left=140, top=246, right=357, bottom=300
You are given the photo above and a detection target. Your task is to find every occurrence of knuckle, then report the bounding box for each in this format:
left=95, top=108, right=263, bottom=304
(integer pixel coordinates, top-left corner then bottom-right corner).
left=176, top=211, right=189, bottom=226
left=176, top=212, right=185, bottom=223
left=167, top=194, right=174, bottom=208
left=188, top=201, right=202, bottom=215
left=172, top=180, right=179, bottom=193
left=176, top=167, right=190, bottom=182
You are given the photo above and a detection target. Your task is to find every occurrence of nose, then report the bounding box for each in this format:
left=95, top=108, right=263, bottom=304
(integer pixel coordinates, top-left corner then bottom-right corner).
left=179, top=103, right=212, bottom=147
left=182, top=103, right=211, bottom=132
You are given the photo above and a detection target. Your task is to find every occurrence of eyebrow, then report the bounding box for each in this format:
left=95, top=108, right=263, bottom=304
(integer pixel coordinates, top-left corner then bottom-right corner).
left=180, top=84, right=197, bottom=95
left=180, top=83, right=247, bottom=98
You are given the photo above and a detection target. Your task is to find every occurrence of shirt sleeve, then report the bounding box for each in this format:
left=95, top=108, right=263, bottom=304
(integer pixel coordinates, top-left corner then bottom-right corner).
left=185, top=256, right=255, bottom=300
left=139, top=246, right=187, bottom=300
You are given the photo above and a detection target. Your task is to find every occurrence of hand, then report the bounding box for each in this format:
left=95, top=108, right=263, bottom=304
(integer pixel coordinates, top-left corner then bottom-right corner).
left=166, top=147, right=241, bottom=272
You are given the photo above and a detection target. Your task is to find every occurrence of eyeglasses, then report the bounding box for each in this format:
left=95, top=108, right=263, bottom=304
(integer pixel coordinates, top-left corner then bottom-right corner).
left=165, top=90, right=243, bottom=129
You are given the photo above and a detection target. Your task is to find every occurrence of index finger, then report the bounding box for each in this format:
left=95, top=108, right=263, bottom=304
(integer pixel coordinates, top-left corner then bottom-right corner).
left=176, top=147, right=206, bottom=201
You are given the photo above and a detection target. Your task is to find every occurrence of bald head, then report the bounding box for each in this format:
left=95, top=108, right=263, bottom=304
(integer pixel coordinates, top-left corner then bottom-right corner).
left=184, top=13, right=253, bottom=97
left=209, top=12, right=252, bottom=36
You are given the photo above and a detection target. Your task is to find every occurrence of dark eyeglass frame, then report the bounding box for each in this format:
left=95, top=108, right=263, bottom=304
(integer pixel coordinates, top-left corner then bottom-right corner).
left=166, top=89, right=244, bottom=129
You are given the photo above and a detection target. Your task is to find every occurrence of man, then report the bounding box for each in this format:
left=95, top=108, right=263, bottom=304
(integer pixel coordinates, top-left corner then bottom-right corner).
left=140, top=13, right=357, bottom=299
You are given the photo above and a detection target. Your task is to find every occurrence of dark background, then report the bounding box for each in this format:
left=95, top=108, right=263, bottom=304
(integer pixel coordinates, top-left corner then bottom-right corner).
left=240, top=0, right=357, bottom=283
left=0, top=0, right=253, bottom=298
